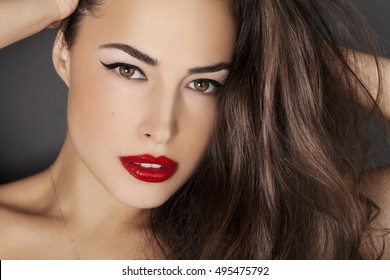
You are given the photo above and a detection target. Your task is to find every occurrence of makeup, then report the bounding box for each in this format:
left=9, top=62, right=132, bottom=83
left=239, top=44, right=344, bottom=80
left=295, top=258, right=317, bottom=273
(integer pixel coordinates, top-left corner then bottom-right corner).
left=120, top=154, right=178, bottom=183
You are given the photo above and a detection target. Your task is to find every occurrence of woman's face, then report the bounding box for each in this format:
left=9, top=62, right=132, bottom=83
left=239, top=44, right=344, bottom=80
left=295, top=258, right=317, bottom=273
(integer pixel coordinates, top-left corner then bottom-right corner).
left=61, top=0, right=236, bottom=208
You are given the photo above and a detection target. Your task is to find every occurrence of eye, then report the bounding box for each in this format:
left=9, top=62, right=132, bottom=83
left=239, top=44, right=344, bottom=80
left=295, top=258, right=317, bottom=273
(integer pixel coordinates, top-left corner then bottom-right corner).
left=187, top=79, right=222, bottom=94
left=101, top=62, right=146, bottom=80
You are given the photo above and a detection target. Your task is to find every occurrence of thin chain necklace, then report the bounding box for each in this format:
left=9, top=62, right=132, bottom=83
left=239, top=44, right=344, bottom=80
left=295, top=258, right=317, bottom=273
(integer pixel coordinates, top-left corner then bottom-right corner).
left=49, top=165, right=140, bottom=260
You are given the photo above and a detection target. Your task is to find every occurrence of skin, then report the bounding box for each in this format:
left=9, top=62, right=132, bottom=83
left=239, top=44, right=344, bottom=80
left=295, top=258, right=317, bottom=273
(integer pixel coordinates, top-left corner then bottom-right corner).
left=0, top=0, right=236, bottom=259
left=361, top=167, right=390, bottom=259
left=0, top=0, right=78, bottom=48
left=0, top=0, right=389, bottom=260
left=350, top=53, right=390, bottom=258
left=346, top=50, right=390, bottom=119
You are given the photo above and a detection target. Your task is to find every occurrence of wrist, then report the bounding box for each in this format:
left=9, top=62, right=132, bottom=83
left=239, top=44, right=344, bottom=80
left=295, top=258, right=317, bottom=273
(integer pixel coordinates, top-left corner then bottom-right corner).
left=45, top=0, right=63, bottom=24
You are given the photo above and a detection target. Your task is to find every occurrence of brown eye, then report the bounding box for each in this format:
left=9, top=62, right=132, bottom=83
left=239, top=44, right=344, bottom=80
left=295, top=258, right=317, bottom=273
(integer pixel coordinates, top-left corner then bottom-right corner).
left=188, top=79, right=221, bottom=94
left=119, top=65, right=135, bottom=78
left=194, top=80, right=211, bottom=92
left=101, top=62, right=146, bottom=80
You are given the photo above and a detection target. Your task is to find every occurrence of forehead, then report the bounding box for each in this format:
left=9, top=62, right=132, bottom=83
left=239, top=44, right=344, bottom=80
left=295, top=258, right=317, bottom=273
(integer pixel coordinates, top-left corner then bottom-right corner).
left=73, top=0, right=236, bottom=65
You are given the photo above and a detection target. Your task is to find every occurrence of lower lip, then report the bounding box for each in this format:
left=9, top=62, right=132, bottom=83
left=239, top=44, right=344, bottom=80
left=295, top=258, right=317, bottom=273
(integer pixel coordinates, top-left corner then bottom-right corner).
left=120, top=157, right=178, bottom=183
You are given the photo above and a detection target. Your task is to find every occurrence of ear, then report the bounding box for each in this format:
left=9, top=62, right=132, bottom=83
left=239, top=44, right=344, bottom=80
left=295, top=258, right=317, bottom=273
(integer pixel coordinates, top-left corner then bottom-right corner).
left=52, top=30, right=71, bottom=87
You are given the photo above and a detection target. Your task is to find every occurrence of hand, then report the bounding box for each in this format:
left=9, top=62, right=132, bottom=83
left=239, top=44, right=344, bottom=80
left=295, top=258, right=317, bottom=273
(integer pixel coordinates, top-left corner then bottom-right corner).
left=53, top=0, right=79, bottom=21
left=0, top=0, right=79, bottom=48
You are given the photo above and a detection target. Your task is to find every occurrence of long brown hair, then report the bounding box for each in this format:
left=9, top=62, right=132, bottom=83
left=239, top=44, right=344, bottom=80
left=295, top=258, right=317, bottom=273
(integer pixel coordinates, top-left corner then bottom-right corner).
left=60, top=0, right=385, bottom=259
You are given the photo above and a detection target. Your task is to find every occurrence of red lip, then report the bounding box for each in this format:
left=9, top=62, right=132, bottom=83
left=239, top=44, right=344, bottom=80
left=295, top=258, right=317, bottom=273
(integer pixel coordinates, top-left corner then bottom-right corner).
left=119, top=154, right=178, bottom=183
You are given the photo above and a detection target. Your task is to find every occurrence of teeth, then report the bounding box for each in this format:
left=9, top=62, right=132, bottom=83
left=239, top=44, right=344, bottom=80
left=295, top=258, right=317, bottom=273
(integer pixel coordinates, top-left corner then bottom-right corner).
left=135, top=163, right=163, bottom=169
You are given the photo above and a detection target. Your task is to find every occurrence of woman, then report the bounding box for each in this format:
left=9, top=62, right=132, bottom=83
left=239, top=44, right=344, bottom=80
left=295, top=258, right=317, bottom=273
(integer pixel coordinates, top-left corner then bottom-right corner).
left=0, top=0, right=389, bottom=259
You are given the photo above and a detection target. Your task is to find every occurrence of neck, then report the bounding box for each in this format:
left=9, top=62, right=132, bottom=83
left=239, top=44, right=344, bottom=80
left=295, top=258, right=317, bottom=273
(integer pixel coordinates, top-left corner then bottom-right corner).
left=50, top=134, right=145, bottom=233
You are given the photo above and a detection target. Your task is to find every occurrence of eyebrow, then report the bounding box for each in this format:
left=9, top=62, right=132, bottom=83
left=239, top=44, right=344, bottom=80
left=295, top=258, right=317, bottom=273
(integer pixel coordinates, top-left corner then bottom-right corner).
left=99, top=43, right=230, bottom=74
left=99, top=43, right=158, bottom=66
left=189, top=63, right=230, bottom=74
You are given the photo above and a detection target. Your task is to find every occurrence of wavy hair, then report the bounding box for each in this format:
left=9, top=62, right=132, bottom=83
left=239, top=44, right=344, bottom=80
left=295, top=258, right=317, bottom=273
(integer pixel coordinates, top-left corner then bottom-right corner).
left=60, top=0, right=385, bottom=259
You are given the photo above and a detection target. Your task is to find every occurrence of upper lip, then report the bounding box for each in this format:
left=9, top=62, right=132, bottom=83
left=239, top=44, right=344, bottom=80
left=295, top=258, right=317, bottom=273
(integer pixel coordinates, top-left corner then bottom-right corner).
left=119, top=154, right=178, bottom=167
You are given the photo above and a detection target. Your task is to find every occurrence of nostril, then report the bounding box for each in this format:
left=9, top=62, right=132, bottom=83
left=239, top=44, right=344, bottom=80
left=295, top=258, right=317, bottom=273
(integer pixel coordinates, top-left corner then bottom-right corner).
left=145, top=133, right=152, bottom=137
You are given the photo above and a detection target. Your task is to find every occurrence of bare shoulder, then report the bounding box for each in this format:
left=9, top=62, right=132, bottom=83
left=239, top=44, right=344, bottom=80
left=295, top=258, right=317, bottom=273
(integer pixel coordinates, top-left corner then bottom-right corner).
left=363, top=166, right=390, bottom=216
left=363, top=166, right=390, bottom=259
left=0, top=170, right=56, bottom=259
left=0, top=170, right=54, bottom=213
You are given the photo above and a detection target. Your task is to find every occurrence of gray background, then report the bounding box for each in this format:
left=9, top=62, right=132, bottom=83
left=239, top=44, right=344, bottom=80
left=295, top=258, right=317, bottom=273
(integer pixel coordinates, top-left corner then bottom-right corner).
left=0, top=0, right=389, bottom=183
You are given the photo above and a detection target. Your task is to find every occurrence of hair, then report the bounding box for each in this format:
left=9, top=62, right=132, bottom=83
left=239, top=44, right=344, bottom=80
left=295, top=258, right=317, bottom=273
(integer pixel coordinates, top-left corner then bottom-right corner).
left=60, top=0, right=387, bottom=259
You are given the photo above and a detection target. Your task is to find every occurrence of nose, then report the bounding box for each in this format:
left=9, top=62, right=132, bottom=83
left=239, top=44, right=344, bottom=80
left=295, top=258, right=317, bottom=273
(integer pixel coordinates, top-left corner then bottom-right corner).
left=138, top=87, right=178, bottom=145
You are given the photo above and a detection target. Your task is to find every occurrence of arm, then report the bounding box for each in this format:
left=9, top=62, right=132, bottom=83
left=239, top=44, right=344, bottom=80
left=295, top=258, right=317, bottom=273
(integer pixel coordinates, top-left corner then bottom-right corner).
left=0, top=0, right=78, bottom=49
left=346, top=50, right=390, bottom=119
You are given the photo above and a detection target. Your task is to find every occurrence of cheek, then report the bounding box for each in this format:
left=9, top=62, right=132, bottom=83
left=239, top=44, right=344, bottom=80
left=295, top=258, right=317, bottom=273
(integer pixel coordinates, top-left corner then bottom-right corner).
left=175, top=97, right=216, bottom=169
left=66, top=66, right=131, bottom=153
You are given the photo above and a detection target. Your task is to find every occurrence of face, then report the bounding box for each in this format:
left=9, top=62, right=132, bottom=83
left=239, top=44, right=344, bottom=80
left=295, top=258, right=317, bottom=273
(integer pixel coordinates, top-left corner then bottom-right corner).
left=58, top=0, right=236, bottom=208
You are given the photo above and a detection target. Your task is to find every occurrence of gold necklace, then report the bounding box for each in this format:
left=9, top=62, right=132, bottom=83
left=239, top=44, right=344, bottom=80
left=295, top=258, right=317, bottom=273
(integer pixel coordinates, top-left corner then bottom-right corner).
left=49, top=165, right=140, bottom=260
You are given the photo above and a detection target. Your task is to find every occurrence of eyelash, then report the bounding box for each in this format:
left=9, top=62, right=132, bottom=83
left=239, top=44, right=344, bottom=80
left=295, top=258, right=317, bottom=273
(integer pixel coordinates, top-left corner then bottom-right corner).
left=101, top=61, right=223, bottom=94
left=101, top=62, right=146, bottom=80
left=186, top=79, right=222, bottom=95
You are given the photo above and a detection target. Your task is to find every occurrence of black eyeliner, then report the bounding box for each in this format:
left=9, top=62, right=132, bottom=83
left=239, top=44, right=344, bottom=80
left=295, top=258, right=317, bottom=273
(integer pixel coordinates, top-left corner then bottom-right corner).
left=100, top=61, right=146, bottom=76
left=200, top=79, right=223, bottom=88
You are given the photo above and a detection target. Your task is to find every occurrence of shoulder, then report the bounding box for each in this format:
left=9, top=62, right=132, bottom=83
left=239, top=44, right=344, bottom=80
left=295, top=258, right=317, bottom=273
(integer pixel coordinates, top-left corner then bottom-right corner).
left=0, top=170, right=53, bottom=213
left=363, top=166, right=390, bottom=217
left=363, top=166, right=390, bottom=259
left=0, top=170, right=55, bottom=259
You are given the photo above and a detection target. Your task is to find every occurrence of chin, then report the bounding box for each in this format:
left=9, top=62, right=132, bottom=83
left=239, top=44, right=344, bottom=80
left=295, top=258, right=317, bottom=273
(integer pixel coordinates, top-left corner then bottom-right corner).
left=121, top=196, right=173, bottom=209
left=110, top=183, right=180, bottom=210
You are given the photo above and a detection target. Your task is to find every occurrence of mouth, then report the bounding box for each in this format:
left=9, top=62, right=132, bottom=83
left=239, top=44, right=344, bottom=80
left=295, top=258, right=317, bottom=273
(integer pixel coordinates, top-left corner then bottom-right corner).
left=119, top=154, right=178, bottom=183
